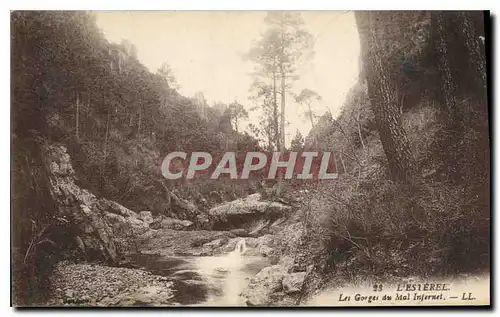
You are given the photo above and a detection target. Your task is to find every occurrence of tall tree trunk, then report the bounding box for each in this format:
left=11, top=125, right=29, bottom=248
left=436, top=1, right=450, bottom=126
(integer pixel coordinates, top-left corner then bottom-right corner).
left=137, top=109, right=142, bottom=136
left=356, top=11, right=415, bottom=183
left=456, top=12, right=487, bottom=97
left=75, top=92, right=80, bottom=140
left=273, top=71, right=280, bottom=151
left=356, top=107, right=365, bottom=150
left=104, top=103, right=111, bottom=157
left=432, top=12, right=487, bottom=121
left=339, top=153, right=346, bottom=174
left=280, top=72, right=286, bottom=152
left=432, top=11, right=489, bottom=190
left=431, top=11, right=460, bottom=122
left=307, top=103, right=319, bottom=151
left=279, top=23, right=287, bottom=153
left=333, top=152, right=339, bottom=174
left=307, top=102, right=315, bottom=129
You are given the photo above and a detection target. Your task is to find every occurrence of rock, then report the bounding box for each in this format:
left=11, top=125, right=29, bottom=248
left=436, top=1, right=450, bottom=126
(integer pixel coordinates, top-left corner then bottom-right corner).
left=169, top=191, right=200, bottom=220
left=277, top=256, right=296, bottom=273
left=180, top=219, right=194, bottom=228
left=244, top=265, right=286, bottom=306
left=75, top=236, right=85, bottom=253
left=103, top=212, right=149, bottom=253
left=148, top=218, right=162, bottom=230
left=282, top=272, right=306, bottom=294
left=157, top=217, right=194, bottom=230
left=208, top=193, right=291, bottom=225
left=141, top=229, right=236, bottom=256
left=249, top=219, right=271, bottom=237
left=222, top=238, right=241, bottom=252
left=230, top=228, right=249, bottom=237
left=138, top=211, right=154, bottom=224
left=258, top=245, right=274, bottom=257
left=182, top=279, right=206, bottom=286
left=209, top=191, right=223, bottom=203
left=171, top=270, right=202, bottom=281
left=244, top=237, right=259, bottom=248
left=203, top=238, right=223, bottom=248
left=128, top=217, right=150, bottom=236
left=256, top=234, right=276, bottom=247
left=50, top=262, right=175, bottom=307
left=116, top=286, right=174, bottom=306
left=35, top=141, right=158, bottom=263
left=80, top=295, right=91, bottom=302
left=137, top=230, right=155, bottom=241
left=195, top=214, right=210, bottom=226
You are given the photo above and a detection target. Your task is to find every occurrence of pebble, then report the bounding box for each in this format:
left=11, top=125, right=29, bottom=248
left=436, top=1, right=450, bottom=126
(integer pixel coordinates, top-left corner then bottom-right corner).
left=45, top=262, right=175, bottom=307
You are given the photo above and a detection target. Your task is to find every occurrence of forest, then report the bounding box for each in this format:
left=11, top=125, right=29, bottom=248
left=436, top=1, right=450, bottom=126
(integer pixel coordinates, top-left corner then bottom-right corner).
left=11, top=11, right=489, bottom=307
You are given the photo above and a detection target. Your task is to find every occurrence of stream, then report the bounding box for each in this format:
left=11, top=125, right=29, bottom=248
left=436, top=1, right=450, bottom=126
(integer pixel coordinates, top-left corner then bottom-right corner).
left=127, top=239, right=271, bottom=306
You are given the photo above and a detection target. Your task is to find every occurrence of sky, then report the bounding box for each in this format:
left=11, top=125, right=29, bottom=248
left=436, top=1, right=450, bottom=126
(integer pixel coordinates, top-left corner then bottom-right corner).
left=95, top=11, right=360, bottom=145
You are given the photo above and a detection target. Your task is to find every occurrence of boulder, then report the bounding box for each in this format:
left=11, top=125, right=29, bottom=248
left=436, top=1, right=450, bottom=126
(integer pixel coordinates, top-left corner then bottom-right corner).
left=248, top=219, right=271, bottom=237
left=278, top=256, right=296, bottom=273
left=282, top=272, right=306, bottom=294
left=230, top=228, right=249, bottom=237
left=157, top=217, right=194, bottom=230
left=203, top=238, right=223, bottom=248
left=253, top=234, right=278, bottom=257
left=244, top=265, right=286, bottom=306
left=208, top=193, right=291, bottom=221
left=138, top=211, right=154, bottom=224
left=244, top=237, right=259, bottom=248
left=171, top=270, right=202, bottom=281
left=258, top=245, right=274, bottom=257
left=99, top=199, right=137, bottom=218
left=195, top=213, right=211, bottom=229
left=137, top=230, right=155, bottom=241
left=141, top=229, right=235, bottom=256
left=222, top=237, right=241, bottom=253
left=99, top=286, right=174, bottom=307
left=104, top=212, right=149, bottom=237
left=169, top=191, right=200, bottom=220
left=209, top=191, right=223, bottom=203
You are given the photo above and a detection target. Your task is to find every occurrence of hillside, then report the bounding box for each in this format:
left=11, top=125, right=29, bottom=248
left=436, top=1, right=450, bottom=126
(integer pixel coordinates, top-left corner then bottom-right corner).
left=11, top=11, right=264, bottom=305
left=297, top=11, right=489, bottom=297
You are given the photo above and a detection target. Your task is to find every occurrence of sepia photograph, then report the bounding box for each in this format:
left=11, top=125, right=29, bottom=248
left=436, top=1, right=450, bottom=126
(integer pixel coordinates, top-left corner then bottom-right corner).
left=10, top=10, right=490, bottom=307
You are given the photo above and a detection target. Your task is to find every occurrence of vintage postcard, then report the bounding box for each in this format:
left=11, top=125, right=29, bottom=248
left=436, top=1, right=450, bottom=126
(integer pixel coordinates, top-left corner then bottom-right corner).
left=11, top=10, right=490, bottom=307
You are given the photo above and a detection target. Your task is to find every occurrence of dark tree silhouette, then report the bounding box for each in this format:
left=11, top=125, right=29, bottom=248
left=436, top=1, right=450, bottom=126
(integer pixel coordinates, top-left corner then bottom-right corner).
left=355, top=11, right=415, bottom=183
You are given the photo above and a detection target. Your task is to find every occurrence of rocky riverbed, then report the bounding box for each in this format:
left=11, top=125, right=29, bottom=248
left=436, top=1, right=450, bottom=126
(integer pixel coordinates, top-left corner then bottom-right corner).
left=45, top=262, right=176, bottom=307
left=25, top=141, right=311, bottom=307
left=43, top=225, right=308, bottom=307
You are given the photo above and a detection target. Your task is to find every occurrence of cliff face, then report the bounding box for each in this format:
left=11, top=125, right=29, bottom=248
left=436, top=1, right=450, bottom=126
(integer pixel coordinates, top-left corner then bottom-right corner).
left=12, top=135, right=159, bottom=274
left=34, top=137, right=155, bottom=263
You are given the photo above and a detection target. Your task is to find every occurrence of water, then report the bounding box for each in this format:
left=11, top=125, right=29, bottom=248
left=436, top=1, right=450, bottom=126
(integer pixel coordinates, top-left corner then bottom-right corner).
left=128, top=238, right=270, bottom=306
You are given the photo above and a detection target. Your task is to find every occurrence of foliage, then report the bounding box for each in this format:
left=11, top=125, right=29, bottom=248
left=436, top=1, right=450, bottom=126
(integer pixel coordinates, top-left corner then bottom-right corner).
left=294, top=88, right=322, bottom=128
left=11, top=11, right=262, bottom=214
left=226, top=101, right=249, bottom=133
left=245, top=11, right=314, bottom=150
left=296, top=11, right=489, bottom=291
left=290, top=130, right=304, bottom=151
left=157, top=62, right=180, bottom=90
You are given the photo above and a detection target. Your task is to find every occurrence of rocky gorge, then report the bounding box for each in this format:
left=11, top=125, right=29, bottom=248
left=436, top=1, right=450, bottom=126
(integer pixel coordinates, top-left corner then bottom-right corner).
left=18, top=137, right=308, bottom=307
